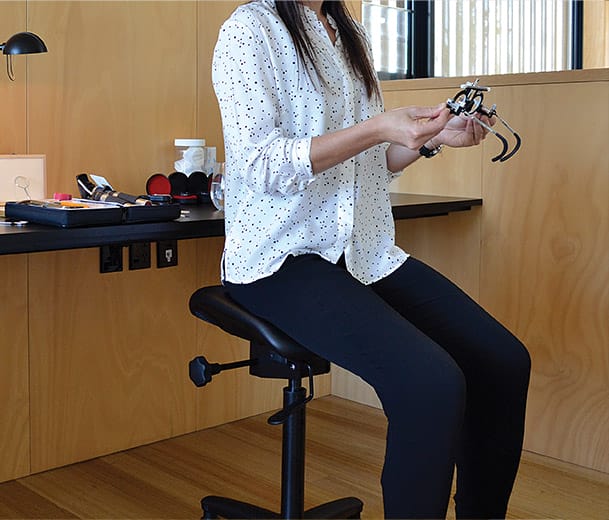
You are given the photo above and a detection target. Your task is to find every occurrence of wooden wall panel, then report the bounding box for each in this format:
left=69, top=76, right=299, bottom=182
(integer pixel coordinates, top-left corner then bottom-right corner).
left=27, top=1, right=198, bottom=195
left=0, top=255, right=29, bottom=482
left=0, top=2, right=27, bottom=154
left=394, top=209, right=482, bottom=299
left=480, top=80, right=609, bottom=473
left=583, top=0, right=609, bottom=69
left=28, top=242, right=199, bottom=472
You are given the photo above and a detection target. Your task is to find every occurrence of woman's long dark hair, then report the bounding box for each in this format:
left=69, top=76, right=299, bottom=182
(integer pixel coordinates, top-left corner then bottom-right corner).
left=275, top=1, right=380, bottom=99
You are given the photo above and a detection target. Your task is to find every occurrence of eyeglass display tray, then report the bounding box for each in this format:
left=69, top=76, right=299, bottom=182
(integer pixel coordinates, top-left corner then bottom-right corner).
left=4, top=201, right=181, bottom=228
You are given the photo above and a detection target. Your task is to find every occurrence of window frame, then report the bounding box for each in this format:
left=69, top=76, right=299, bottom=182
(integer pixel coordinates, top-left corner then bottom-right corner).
left=363, top=0, right=584, bottom=80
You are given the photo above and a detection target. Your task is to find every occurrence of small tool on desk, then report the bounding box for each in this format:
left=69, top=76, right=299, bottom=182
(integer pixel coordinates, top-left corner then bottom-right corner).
left=76, top=173, right=151, bottom=206
left=0, top=218, right=27, bottom=226
left=58, top=200, right=89, bottom=208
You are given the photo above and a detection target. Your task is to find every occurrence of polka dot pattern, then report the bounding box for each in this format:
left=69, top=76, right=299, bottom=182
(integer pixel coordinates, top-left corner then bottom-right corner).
left=212, top=0, right=408, bottom=285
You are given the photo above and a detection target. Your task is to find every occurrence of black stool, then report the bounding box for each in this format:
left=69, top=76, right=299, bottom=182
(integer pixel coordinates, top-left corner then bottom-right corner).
left=188, top=285, right=363, bottom=519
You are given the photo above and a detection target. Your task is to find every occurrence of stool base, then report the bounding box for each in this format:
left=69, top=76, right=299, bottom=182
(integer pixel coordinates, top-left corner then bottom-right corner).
left=201, top=495, right=364, bottom=519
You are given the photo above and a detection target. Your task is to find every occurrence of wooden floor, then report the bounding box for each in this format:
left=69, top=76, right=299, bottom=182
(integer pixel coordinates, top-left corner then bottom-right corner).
left=1, top=396, right=608, bottom=519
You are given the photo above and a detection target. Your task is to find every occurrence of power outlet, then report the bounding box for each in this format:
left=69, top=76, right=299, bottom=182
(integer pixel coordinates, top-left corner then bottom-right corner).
left=157, top=240, right=178, bottom=268
left=100, top=244, right=123, bottom=273
left=129, top=242, right=151, bottom=270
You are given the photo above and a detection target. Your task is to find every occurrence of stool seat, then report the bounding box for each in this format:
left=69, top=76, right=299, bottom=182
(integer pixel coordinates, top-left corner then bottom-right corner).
left=189, top=285, right=322, bottom=362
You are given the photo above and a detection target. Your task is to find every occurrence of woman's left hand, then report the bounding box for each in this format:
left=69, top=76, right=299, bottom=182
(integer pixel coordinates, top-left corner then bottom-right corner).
left=433, top=112, right=495, bottom=149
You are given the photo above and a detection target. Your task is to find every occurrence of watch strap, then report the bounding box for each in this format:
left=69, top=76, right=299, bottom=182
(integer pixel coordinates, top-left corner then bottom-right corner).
left=419, top=143, right=443, bottom=158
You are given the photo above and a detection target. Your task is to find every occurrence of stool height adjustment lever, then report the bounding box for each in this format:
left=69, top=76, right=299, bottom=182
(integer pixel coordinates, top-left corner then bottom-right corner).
left=189, top=353, right=316, bottom=425
left=188, top=355, right=254, bottom=387
left=268, top=364, right=315, bottom=425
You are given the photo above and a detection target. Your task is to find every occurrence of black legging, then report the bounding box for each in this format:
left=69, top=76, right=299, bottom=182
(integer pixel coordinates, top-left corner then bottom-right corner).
left=225, top=254, right=531, bottom=519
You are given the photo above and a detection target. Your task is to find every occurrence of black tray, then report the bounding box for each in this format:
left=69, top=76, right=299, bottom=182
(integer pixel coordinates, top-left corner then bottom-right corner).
left=5, top=201, right=181, bottom=228
left=5, top=201, right=123, bottom=228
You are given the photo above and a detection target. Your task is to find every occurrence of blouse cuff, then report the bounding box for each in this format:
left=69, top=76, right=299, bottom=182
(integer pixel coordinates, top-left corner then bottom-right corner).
left=292, top=137, right=315, bottom=187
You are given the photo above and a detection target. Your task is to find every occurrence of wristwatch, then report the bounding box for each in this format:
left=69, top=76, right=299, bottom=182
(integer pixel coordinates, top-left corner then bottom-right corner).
left=419, top=143, right=443, bottom=158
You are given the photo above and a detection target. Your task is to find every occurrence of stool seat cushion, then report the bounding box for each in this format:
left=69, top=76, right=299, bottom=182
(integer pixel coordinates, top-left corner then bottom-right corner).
left=190, top=285, right=318, bottom=362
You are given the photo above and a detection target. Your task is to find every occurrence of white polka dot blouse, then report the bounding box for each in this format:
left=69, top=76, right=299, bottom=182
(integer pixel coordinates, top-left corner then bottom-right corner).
left=212, top=0, right=409, bottom=285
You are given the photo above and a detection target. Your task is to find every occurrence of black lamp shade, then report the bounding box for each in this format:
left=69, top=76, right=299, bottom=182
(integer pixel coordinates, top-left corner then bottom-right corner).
left=2, top=32, right=48, bottom=55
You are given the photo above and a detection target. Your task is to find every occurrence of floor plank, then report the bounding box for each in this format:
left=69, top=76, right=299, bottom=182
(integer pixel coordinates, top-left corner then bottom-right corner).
left=0, top=396, right=607, bottom=519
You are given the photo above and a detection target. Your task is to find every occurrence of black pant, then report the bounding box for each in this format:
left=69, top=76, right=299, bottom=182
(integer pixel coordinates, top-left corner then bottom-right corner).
left=225, top=254, right=531, bottom=519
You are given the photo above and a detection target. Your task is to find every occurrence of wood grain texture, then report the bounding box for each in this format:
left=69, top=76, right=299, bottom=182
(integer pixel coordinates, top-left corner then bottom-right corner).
left=480, top=80, right=609, bottom=473
left=27, top=1, right=199, bottom=195
left=28, top=241, right=200, bottom=472
left=584, top=0, right=609, bottom=69
left=394, top=209, right=482, bottom=299
left=331, top=365, right=381, bottom=408
left=0, top=2, right=27, bottom=154
left=0, top=255, right=30, bottom=482
left=1, top=396, right=607, bottom=520
left=22, top=234, right=329, bottom=477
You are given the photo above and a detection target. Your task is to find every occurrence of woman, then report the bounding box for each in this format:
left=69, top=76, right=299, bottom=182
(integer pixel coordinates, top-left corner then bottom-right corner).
left=212, top=1, right=531, bottom=518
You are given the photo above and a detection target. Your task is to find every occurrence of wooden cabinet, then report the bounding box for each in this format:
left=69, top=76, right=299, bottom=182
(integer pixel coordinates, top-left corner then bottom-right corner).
left=0, top=239, right=328, bottom=480
left=479, top=80, right=609, bottom=473
left=28, top=243, right=200, bottom=472
left=0, top=255, right=30, bottom=482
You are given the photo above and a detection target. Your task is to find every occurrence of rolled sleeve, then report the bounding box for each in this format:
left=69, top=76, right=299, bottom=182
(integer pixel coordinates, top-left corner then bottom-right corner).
left=291, top=137, right=315, bottom=189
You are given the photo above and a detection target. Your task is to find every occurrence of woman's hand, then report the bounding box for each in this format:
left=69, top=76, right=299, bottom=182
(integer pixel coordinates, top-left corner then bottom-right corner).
left=432, top=112, right=496, bottom=149
left=310, top=103, right=452, bottom=174
left=384, top=104, right=496, bottom=173
left=382, top=103, right=453, bottom=172
left=378, top=103, right=453, bottom=150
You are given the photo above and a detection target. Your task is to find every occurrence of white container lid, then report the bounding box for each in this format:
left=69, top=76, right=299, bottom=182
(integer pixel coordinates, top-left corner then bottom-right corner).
left=174, top=138, right=205, bottom=147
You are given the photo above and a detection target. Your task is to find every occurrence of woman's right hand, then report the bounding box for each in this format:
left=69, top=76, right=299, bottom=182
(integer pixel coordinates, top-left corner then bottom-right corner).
left=376, top=103, right=452, bottom=151
left=309, top=103, right=452, bottom=175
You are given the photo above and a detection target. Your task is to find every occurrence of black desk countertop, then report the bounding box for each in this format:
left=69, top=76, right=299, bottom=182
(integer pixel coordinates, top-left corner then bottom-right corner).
left=0, top=193, right=481, bottom=256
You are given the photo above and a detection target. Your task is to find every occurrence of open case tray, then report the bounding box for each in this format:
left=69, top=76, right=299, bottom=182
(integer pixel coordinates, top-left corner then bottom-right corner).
left=4, top=201, right=181, bottom=228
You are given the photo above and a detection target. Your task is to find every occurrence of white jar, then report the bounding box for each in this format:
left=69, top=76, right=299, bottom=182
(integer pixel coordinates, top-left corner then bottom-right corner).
left=174, top=138, right=205, bottom=175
